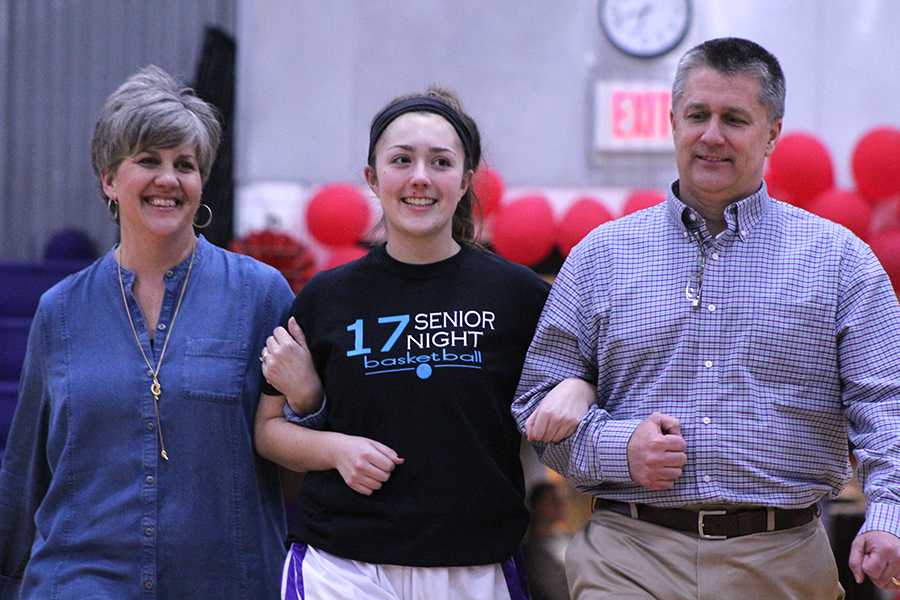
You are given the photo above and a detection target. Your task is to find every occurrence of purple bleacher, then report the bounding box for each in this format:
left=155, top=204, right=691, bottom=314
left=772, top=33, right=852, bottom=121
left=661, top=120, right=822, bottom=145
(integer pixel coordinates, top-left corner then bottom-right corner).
left=0, top=258, right=89, bottom=455
left=43, top=228, right=98, bottom=262
left=1, top=317, right=31, bottom=380
left=0, top=259, right=89, bottom=318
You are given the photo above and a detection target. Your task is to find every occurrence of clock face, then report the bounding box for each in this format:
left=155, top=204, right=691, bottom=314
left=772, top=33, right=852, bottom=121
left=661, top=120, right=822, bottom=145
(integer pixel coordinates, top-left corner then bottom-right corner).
left=599, top=0, right=692, bottom=59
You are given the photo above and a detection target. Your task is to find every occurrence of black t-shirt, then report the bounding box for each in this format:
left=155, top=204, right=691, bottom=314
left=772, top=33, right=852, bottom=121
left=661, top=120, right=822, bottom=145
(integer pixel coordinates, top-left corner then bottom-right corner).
left=269, top=243, right=549, bottom=566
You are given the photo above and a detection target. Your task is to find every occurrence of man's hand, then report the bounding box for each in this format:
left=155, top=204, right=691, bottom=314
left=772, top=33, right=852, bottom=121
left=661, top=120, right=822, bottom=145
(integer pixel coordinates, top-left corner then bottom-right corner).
left=525, top=378, right=595, bottom=443
left=263, top=317, right=323, bottom=415
left=626, top=412, right=687, bottom=491
left=849, top=530, right=900, bottom=589
left=332, top=434, right=404, bottom=496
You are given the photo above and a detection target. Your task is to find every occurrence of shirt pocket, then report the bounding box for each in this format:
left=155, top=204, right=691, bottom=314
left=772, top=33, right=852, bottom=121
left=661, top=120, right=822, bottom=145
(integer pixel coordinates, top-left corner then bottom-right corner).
left=748, top=298, right=836, bottom=403
left=182, top=337, right=248, bottom=404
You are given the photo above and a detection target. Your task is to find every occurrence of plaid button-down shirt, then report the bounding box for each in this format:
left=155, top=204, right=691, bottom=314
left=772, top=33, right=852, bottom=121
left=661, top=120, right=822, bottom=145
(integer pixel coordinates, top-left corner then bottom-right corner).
left=513, top=183, right=900, bottom=537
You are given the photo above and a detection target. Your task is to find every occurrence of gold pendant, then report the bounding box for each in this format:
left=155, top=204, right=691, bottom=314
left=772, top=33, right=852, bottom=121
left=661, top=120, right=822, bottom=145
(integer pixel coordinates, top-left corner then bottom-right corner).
left=150, top=376, right=168, bottom=461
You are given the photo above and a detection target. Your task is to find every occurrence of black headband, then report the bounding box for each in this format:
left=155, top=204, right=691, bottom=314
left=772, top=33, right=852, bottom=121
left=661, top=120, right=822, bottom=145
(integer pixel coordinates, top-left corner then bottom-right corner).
left=368, top=96, right=476, bottom=169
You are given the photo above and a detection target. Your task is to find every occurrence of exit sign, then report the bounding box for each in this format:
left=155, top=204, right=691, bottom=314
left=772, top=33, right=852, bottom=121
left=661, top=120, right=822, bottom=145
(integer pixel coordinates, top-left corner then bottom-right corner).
left=594, top=81, right=673, bottom=152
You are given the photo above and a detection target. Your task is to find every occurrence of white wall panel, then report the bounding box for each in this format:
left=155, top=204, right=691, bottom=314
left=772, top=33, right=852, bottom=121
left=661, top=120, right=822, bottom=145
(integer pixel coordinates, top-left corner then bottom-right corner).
left=0, top=0, right=235, bottom=260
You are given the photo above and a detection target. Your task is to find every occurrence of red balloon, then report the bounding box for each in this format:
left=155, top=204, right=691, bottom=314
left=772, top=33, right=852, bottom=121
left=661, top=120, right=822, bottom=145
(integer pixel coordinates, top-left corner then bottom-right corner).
left=558, top=197, right=613, bottom=256
left=851, top=127, right=900, bottom=204
left=472, top=167, right=504, bottom=217
left=492, top=195, right=556, bottom=266
left=869, top=230, right=900, bottom=296
left=871, top=194, right=900, bottom=234
left=621, top=190, right=665, bottom=216
left=766, top=132, right=834, bottom=207
left=306, top=184, right=370, bottom=247
left=808, top=188, right=872, bottom=241
left=321, top=245, right=367, bottom=272
left=764, top=175, right=796, bottom=205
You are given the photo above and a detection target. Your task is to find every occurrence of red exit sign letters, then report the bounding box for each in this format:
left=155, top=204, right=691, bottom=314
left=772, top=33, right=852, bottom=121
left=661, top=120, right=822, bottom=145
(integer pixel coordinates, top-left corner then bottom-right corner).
left=594, top=82, right=673, bottom=152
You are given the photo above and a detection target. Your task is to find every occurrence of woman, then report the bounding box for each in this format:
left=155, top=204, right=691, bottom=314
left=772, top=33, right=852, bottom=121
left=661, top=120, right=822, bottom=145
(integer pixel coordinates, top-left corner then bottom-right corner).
left=0, top=66, right=291, bottom=598
left=255, top=87, right=592, bottom=600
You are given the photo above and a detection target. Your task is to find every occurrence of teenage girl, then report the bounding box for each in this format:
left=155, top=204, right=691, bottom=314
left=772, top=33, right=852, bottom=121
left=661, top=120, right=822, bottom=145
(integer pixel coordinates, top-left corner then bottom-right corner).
left=255, top=87, right=592, bottom=600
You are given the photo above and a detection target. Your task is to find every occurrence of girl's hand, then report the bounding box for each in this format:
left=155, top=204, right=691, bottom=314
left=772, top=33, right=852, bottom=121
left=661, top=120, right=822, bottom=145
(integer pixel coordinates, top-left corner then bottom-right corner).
left=332, top=434, right=404, bottom=495
left=525, top=377, right=595, bottom=443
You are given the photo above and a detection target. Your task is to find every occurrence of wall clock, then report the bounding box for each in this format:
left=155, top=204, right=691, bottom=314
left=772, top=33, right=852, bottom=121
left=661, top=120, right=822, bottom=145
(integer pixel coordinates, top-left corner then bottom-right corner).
left=598, top=0, right=692, bottom=59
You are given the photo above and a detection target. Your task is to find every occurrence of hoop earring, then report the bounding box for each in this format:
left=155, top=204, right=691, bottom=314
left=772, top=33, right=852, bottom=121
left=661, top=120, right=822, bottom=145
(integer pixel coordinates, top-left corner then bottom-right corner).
left=107, top=198, right=119, bottom=222
left=193, top=203, right=213, bottom=229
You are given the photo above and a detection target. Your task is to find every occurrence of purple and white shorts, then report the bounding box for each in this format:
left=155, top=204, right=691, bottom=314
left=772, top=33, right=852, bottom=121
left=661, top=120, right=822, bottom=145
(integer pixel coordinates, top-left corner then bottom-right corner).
left=281, top=542, right=529, bottom=599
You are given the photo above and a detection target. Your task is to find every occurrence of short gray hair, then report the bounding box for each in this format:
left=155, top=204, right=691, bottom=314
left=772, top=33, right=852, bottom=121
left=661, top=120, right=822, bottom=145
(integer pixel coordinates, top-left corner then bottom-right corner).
left=90, top=65, right=221, bottom=197
left=672, top=38, right=785, bottom=123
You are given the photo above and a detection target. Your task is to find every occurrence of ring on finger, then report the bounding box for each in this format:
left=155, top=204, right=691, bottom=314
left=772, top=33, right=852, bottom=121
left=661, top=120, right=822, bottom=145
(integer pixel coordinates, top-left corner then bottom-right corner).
left=259, top=348, right=269, bottom=362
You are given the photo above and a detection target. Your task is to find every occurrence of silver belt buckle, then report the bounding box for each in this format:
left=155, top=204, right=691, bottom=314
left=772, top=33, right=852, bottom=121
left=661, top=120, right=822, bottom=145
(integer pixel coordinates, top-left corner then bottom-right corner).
left=697, top=510, right=727, bottom=540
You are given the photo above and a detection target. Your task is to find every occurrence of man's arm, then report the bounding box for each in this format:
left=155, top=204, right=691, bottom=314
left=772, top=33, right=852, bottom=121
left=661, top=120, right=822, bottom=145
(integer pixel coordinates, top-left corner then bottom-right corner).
left=511, top=241, right=643, bottom=489
left=839, top=239, right=900, bottom=588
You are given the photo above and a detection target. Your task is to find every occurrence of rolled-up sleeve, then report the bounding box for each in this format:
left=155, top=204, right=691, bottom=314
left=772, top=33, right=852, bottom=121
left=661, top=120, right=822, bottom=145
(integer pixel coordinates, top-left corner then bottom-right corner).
left=283, top=396, right=328, bottom=430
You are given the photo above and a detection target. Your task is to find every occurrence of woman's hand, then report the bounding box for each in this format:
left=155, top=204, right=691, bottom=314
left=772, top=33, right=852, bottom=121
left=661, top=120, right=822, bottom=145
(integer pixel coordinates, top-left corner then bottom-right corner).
left=525, top=377, right=595, bottom=443
left=262, top=317, right=323, bottom=415
left=332, top=434, right=404, bottom=496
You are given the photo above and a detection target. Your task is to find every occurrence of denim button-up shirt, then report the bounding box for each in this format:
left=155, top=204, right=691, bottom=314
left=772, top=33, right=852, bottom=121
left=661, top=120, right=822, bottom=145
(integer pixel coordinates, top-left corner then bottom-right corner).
left=0, top=236, right=293, bottom=599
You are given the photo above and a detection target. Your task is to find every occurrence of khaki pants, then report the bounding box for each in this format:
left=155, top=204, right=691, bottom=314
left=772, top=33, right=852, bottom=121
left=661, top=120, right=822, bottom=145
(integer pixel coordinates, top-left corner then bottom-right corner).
left=566, top=508, right=844, bottom=600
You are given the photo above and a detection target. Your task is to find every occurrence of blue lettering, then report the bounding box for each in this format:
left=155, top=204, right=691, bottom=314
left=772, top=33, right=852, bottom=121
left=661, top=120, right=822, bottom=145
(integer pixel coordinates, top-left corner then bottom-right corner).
left=346, top=319, right=372, bottom=357
left=378, top=314, right=410, bottom=352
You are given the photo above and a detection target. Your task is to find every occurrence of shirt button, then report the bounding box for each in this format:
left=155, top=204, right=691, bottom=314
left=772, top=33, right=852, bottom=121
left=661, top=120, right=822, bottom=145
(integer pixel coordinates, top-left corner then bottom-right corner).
left=157, top=323, right=167, bottom=331
left=712, top=252, right=720, bottom=260
left=703, top=475, right=712, bottom=483
left=143, top=580, right=154, bottom=590
left=703, top=417, right=711, bottom=425
left=708, top=304, right=716, bottom=312
left=145, top=475, right=155, bottom=485
left=165, top=270, right=174, bottom=278
left=146, top=421, right=155, bottom=432
left=704, top=360, right=713, bottom=368
left=143, top=527, right=154, bottom=536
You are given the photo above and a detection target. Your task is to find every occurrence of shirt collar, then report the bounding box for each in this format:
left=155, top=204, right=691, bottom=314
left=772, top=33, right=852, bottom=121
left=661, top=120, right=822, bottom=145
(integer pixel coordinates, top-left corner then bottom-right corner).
left=104, top=234, right=208, bottom=287
left=665, top=181, right=772, bottom=242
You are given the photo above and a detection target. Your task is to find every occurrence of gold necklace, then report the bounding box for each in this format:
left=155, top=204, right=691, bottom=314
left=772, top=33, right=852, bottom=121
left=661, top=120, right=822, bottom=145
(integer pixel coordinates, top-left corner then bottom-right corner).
left=116, top=241, right=196, bottom=461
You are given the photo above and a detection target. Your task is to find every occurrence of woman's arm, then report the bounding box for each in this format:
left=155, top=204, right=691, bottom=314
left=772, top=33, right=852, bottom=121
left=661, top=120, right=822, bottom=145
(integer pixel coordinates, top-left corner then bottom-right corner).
left=262, top=317, right=324, bottom=415
left=0, top=306, right=53, bottom=597
left=254, top=393, right=404, bottom=496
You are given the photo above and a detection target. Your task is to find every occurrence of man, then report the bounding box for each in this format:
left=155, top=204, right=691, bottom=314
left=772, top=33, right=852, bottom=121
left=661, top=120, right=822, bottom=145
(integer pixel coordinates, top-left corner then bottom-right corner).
left=513, top=37, right=900, bottom=599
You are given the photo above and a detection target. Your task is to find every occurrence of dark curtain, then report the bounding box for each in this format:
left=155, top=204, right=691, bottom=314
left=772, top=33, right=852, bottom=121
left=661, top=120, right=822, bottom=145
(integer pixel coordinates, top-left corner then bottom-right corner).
left=193, top=26, right=237, bottom=248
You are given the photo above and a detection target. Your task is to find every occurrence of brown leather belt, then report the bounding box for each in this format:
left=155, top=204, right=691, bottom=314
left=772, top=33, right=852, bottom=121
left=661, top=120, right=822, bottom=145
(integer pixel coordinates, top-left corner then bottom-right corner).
left=592, top=498, right=819, bottom=540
